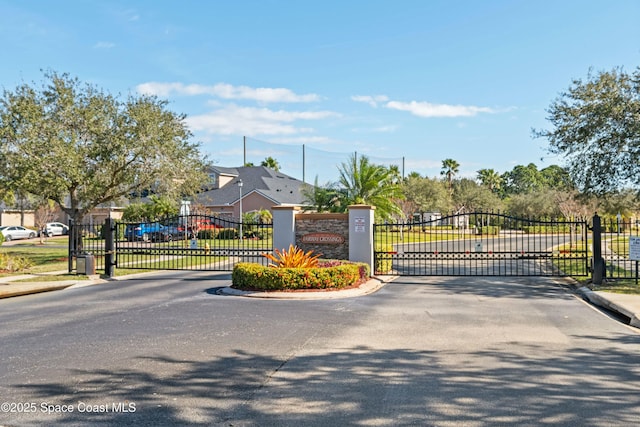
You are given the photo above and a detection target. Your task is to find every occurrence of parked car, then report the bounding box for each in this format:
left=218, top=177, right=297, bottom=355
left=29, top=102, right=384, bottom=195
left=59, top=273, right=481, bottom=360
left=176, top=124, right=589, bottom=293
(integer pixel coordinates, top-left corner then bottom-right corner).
left=124, top=222, right=166, bottom=242
left=0, top=225, right=37, bottom=241
left=148, top=225, right=183, bottom=242
left=43, top=222, right=69, bottom=237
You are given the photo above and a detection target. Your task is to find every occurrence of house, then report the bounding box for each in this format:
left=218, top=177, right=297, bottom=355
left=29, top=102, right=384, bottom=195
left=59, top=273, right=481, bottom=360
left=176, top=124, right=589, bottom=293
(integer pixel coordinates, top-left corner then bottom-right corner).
left=0, top=204, right=35, bottom=227
left=194, top=166, right=309, bottom=218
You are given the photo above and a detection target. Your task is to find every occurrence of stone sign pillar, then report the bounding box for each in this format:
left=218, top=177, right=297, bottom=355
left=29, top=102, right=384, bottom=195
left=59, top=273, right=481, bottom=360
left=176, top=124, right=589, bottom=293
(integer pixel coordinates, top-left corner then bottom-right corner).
left=272, top=206, right=300, bottom=252
left=349, top=204, right=375, bottom=272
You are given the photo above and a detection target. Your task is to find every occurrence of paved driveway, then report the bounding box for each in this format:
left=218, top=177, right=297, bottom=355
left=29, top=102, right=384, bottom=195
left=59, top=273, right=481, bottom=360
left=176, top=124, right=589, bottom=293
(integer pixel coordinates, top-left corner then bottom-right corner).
left=0, top=273, right=639, bottom=426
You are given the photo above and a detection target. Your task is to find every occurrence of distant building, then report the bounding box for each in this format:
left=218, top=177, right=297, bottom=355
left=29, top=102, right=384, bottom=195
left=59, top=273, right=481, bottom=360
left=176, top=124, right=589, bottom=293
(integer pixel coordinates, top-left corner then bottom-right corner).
left=0, top=204, right=35, bottom=227
left=195, top=166, right=309, bottom=218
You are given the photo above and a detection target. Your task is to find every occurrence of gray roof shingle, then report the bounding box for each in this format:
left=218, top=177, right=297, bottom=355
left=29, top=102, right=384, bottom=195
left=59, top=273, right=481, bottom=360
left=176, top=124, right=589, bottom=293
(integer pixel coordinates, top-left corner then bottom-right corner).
left=196, top=166, right=309, bottom=207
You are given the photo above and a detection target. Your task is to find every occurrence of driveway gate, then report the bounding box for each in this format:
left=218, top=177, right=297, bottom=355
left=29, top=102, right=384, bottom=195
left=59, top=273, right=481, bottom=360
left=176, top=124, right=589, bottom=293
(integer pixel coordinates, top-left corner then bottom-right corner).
left=374, top=212, right=589, bottom=277
left=111, top=214, right=273, bottom=273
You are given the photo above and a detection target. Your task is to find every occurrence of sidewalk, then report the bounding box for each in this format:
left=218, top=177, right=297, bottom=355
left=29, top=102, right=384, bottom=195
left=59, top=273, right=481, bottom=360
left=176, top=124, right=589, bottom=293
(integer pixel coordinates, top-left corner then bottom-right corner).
left=1, top=272, right=639, bottom=328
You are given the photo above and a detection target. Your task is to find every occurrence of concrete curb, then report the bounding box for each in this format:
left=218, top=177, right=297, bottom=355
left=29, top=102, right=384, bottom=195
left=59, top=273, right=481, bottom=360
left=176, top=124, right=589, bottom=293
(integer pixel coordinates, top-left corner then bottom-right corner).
left=218, top=275, right=396, bottom=299
left=0, top=281, right=79, bottom=298
left=577, top=286, right=640, bottom=328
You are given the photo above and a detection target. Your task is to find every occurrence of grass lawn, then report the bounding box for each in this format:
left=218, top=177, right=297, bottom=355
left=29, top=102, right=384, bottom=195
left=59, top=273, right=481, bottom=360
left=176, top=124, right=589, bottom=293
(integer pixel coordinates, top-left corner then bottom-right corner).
left=0, top=241, right=69, bottom=276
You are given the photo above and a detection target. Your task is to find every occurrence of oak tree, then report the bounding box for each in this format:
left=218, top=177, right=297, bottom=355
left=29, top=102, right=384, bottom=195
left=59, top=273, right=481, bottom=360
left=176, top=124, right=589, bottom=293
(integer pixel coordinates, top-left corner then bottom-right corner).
left=0, top=71, right=209, bottom=225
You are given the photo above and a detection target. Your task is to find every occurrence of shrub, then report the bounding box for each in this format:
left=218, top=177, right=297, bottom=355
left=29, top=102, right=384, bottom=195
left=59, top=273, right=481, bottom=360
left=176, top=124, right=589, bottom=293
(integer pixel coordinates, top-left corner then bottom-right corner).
left=216, top=228, right=238, bottom=239
left=0, top=253, right=34, bottom=272
left=232, top=260, right=370, bottom=291
left=264, top=244, right=321, bottom=268
left=0, top=232, right=4, bottom=246
left=197, top=228, right=217, bottom=239
left=374, top=244, right=393, bottom=274
left=477, top=226, right=500, bottom=235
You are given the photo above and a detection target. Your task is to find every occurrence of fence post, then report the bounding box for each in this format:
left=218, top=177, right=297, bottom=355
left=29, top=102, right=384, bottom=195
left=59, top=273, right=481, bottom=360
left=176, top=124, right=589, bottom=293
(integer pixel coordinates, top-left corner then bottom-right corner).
left=592, top=213, right=605, bottom=285
left=68, top=219, right=74, bottom=273
left=104, top=217, right=115, bottom=278
left=272, top=206, right=300, bottom=252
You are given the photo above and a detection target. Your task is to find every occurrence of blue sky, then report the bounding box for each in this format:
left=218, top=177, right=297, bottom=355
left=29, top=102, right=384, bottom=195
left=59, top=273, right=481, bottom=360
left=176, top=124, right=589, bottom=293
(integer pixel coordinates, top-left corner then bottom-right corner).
left=1, top=0, right=639, bottom=184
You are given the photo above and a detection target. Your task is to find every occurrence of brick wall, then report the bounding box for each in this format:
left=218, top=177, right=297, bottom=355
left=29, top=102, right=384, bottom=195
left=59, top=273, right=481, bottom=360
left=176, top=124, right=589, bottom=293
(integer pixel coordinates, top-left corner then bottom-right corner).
left=294, top=213, right=349, bottom=260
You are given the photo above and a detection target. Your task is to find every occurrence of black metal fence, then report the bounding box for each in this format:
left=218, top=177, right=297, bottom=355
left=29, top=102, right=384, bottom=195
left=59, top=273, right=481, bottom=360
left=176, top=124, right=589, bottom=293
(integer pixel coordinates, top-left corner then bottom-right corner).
left=68, top=214, right=273, bottom=275
left=595, top=215, right=640, bottom=283
left=66, top=211, right=638, bottom=282
left=68, top=220, right=107, bottom=274
left=374, top=212, right=590, bottom=277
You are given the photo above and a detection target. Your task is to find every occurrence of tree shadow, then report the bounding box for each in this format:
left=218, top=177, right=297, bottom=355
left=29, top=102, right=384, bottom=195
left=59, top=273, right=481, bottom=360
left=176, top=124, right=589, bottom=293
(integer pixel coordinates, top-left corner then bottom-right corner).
left=387, top=276, right=578, bottom=300
left=8, top=337, right=640, bottom=426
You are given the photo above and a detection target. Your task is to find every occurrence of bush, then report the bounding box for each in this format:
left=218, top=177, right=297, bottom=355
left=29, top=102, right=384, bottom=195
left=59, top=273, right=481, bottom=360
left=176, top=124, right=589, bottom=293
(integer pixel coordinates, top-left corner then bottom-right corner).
left=197, top=229, right=217, bottom=239
left=0, top=232, right=4, bottom=246
left=477, top=226, right=500, bottom=235
left=374, top=244, right=393, bottom=274
left=264, top=244, right=321, bottom=268
left=216, top=228, right=238, bottom=239
left=232, top=260, right=370, bottom=291
left=0, top=253, right=34, bottom=272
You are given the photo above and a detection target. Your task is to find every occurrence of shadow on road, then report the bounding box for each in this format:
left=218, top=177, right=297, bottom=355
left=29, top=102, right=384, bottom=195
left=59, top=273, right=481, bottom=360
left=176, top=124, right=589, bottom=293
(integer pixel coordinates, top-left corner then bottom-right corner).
left=10, top=337, right=640, bottom=426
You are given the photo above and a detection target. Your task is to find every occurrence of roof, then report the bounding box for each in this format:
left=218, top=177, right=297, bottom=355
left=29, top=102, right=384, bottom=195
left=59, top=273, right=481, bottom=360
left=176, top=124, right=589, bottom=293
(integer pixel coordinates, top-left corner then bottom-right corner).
left=196, top=166, right=310, bottom=207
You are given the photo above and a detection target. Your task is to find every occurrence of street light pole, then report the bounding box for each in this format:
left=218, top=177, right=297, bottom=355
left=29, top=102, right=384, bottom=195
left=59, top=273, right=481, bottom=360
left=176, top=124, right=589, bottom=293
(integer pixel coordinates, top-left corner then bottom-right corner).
left=238, top=179, right=243, bottom=240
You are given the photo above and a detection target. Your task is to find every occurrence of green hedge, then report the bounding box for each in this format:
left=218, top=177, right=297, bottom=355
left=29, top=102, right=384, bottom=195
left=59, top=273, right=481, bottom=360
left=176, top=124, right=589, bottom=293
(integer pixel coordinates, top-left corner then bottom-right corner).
left=216, top=228, right=238, bottom=239
left=477, top=226, right=500, bottom=235
left=521, top=225, right=571, bottom=234
left=375, top=244, right=393, bottom=274
left=232, top=261, right=370, bottom=291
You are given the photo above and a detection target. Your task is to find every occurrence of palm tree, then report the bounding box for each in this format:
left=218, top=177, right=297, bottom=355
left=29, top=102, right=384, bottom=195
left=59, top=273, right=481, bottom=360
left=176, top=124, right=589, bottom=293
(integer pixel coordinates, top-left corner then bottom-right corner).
left=476, top=168, right=502, bottom=192
left=388, top=164, right=402, bottom=184
left=440, top=158, right=459, bottom=193
left=337, top=154, right=403, bottom=221
left=260, top=156, right=280, bottom=172
left=301, top=177, right=343, bottom=213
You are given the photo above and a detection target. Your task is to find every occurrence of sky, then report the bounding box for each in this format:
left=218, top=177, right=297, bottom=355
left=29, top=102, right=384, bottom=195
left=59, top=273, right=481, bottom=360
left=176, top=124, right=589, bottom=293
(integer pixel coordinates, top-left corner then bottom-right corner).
left=1, top=0, right=639, bottom=184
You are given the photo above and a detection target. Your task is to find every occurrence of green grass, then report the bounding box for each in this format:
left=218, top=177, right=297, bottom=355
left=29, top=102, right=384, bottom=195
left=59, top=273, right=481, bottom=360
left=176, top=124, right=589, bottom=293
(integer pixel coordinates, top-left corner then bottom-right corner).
left=0, top=243, right=69, bottom=275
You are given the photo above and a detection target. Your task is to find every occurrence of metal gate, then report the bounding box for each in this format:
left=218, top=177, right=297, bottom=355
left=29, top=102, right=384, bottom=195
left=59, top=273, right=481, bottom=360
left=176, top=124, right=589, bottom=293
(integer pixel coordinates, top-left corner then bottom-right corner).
left=113, top=214, right=272, bottom=272
left=374, top=212, right=589, bottom=277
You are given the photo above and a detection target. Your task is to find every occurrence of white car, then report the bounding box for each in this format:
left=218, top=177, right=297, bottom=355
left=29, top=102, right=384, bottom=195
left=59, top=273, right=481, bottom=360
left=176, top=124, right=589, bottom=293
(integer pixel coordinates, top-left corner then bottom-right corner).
left=1, top=225, right=37, bottom=241
left=44, top=222, right=69, bottom=237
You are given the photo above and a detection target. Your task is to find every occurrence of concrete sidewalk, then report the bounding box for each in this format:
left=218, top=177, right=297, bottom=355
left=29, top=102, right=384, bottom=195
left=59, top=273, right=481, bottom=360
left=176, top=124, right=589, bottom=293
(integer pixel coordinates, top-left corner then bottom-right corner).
left=1, top=271, right=639, bottom=328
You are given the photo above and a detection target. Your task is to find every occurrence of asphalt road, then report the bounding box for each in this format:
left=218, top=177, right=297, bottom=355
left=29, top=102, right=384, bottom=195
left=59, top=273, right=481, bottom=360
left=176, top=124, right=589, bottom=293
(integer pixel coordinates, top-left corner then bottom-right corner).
left=0, top=272, right=639, bottom=426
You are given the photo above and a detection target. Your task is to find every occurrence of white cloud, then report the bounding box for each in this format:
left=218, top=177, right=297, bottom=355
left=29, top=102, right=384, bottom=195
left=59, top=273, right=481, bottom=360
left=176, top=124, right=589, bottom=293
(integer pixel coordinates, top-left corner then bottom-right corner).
left=385, top=100, right=496, bottom=118
left=185, top=105, right=339, bottom=136
left=136, top=82, right=320, bottom=103
left=351, top=95, right=389, bottom=107
left=93, top=41, right=115, bottom=49
left=372, top=125, right=398, bottom=133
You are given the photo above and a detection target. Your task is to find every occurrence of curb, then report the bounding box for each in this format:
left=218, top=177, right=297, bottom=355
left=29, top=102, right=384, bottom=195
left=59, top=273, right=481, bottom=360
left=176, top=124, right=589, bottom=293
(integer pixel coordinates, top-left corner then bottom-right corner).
left=577, top=286, right=640, bottom=328
left=0, top=281, right=79, bottom=299
left=218, top=276, right=395, bottom=299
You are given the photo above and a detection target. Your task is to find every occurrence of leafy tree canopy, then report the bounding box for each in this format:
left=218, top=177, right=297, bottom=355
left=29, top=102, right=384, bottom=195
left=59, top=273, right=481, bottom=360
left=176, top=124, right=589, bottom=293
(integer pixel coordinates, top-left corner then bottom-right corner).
left=534, top=66, right=640, bottom=195
left=452, top=178, right=503, bottom=212
left=402, top=175, right=451, bottom=214
left=0, top=71, right=209, bottom=223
